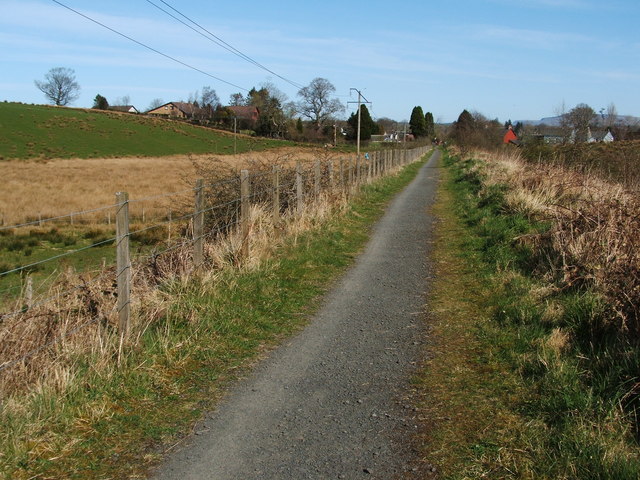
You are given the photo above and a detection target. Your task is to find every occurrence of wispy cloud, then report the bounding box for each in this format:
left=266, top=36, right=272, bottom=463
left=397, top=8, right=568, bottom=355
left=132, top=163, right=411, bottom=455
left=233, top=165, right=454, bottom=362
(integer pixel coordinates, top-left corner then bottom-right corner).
left=490, top=0, right=593, bottom=8
left=474, top=25, right=594, bottom=49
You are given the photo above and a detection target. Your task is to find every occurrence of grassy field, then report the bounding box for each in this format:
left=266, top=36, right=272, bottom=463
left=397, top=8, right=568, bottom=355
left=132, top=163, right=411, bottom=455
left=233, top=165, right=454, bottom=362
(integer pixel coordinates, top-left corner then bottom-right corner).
left=0, top=102, right=292, bottom=160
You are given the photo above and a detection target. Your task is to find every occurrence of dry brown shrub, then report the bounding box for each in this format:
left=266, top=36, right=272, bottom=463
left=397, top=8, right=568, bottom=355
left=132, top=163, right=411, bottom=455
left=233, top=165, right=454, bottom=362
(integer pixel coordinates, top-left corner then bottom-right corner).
left=483, top=149, right=640, bottom=336
left=522, top=140, right=640, bottom=188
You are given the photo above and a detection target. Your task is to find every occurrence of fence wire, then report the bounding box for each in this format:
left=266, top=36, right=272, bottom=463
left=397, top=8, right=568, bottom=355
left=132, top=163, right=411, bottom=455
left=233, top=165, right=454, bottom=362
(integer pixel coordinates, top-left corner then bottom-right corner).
left=0, top=146, right=431, bottom=383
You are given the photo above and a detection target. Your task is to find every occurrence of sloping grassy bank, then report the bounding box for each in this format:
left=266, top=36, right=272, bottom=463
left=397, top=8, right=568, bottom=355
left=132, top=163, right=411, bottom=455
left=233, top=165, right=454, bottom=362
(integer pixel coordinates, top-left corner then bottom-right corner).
left=0, top=158, right=428, bottom=480
left=0, top=102, right=291, bottom=160
left=414, top=150, right=640, bottom=479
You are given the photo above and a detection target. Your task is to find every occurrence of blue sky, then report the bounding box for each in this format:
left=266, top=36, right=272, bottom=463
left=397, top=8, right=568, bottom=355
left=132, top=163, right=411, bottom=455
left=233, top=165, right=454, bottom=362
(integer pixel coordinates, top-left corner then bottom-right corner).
left=1, top=0, right=638, bottom=123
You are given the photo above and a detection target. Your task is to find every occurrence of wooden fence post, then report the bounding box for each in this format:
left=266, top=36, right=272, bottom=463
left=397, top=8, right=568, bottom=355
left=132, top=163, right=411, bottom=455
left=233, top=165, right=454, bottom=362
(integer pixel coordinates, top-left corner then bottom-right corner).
left=272, top=165, right=280, bottom=224
left=314, top=160, right=321, bottom=197
left=296, top=162, right=303, bottom=217
left=339, top=158, right=345, bottom=190
left=115, top=191, right=131, bottom=337
left=328, top=160, right=334, bottom=191
left=25, top=275, right=33, bottom=309
left=193, top=179, right=205, bottom=266
left=240, top=170, right=250, bottom=259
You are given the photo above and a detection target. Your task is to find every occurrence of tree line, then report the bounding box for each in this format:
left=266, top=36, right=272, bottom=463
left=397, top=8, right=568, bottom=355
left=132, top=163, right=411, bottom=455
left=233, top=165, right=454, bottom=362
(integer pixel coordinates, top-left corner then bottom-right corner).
left=447, top=101, right=639, bottom=153
left=34, top=66, right=440, bottom=146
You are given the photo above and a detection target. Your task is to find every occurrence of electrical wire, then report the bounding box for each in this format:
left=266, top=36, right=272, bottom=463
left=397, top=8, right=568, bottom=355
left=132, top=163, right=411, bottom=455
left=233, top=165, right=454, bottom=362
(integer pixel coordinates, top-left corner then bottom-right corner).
left=50, top=0, right=249, bottom=92
left=147, top=0, right=304, bottom=90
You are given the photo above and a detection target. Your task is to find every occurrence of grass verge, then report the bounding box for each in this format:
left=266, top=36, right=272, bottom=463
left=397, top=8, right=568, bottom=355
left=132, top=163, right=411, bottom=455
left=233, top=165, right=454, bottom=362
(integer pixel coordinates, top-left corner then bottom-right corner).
left=0, top=157, right=428, bottom=480
left=413, top=151, right=640, bottom=479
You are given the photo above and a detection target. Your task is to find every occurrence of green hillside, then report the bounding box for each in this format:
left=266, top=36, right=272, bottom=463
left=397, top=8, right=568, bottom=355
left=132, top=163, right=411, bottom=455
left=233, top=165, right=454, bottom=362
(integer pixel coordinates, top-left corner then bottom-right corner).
left=0, top=102, right=291, bottom=160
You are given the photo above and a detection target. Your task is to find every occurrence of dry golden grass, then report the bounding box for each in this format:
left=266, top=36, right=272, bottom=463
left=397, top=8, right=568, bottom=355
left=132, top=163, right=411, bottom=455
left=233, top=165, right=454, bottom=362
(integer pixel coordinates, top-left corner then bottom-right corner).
left=0, top=147, right=395, bottom=395
left=0, top=147, right=329, bottom=227
left=475, top=148, right=640, bottom=336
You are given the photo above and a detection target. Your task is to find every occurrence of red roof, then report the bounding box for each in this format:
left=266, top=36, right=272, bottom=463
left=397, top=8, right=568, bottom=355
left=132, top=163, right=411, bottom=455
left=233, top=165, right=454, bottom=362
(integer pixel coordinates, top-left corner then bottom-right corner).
left=503, top=128, right=517, bottom=144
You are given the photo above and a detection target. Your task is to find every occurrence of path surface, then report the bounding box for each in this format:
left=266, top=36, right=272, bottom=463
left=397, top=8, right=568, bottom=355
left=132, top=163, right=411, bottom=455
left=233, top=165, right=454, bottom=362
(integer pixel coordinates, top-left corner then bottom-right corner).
left=150, top=150, right=441, bottom=480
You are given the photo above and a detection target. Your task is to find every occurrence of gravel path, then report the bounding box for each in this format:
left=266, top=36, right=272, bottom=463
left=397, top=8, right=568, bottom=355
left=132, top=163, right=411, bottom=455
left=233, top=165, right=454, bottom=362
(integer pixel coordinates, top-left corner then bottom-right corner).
left=150, top=150, right=441, bottom=480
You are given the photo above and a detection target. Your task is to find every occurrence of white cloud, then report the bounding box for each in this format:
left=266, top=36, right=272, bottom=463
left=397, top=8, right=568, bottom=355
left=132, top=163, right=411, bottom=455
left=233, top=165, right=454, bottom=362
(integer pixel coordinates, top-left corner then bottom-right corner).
left=489, top=0, right=593, bottom=8
left=474, top=25, right=593, bottom=49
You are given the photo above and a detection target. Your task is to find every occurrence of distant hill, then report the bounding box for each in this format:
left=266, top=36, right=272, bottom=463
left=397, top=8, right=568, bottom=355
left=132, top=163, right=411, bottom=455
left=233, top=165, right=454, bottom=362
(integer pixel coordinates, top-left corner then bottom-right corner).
left=518, top=115, right=640, bottom=127
left=0, top=102, right=292, bottom=161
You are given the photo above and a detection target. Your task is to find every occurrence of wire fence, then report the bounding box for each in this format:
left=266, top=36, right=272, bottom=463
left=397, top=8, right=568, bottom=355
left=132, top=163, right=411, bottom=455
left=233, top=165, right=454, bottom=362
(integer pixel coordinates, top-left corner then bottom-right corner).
left=0, top=146, right=431, bottom=392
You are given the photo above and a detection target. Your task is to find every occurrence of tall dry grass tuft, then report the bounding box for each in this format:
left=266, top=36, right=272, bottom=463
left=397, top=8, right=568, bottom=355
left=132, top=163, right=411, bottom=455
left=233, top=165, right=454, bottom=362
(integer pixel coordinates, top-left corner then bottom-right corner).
left=480, top=149, right=640, bottom=336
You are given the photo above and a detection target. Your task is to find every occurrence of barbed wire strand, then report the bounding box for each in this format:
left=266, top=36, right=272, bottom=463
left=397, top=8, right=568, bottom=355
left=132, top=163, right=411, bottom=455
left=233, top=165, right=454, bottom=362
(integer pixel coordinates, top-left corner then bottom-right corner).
left=0, top=237, right=116, bottom=278
left=127, top=186, right=198, bottom=205
left=0, top=268, right=115, bottom=322
left=0, top=203, right=119, bottom=232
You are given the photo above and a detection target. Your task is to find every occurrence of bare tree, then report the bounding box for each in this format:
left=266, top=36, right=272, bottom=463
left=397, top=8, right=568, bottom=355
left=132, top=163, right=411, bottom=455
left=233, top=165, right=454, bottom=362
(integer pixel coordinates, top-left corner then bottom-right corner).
left=606, top=102, right=618, bottom=129
left=554, top=100, right=573, bottom=143
left=113, top=95, right=131, bottom=106
left=34, top=67, right=80, bottom=106
left=296, top=78, right=345, bottom=130
left=260, top=81, right=288, bottom=106
left=567, top=103, right=596, bottom=142
left=229, top=93, right=245, bottom=106
left=147, top=98, right=164, bottom=111
left=199, top=86, right=220, bottom=109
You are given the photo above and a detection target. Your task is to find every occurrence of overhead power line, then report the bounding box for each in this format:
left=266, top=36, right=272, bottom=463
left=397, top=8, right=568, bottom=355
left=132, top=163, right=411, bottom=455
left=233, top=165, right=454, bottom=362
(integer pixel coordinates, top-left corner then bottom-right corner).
left=50, top=0, right=249, bottom=92
left=146, top=0, right=304, bottom=90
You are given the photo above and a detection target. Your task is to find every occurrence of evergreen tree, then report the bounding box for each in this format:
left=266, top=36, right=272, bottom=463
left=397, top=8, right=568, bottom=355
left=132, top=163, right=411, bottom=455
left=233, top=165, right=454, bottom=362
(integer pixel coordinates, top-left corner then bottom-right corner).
left=346, top=104, right=377, bottom=141
left=409, top=106, right=427, bottom=137
left=451, top=109, right=476, bottom=146
left=424, top=111, right=435, bottom=139
left=246, top=87, right=289, bottom=138
left=93, top=94, right=109, bottom=110
left=514, top=121, right=523, bottom=136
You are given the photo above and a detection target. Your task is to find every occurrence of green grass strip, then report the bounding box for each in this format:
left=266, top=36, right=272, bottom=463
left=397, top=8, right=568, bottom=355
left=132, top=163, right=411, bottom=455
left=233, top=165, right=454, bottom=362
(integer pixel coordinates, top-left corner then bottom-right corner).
left=0, top=158, right=428, bottom=480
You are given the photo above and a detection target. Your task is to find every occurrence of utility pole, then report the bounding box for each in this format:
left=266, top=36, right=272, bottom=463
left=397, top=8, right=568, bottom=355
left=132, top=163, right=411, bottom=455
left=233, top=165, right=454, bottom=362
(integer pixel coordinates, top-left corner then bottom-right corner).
left=348, top=88, right=372, bottom=157
left=233, top=117, right=237, bottom=156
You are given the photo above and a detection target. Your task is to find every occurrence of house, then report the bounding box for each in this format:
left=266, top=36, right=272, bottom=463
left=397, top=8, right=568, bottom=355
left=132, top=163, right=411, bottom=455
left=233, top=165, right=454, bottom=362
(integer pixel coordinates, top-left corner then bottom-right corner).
left=587, top=128, right=615, bottom=143
left=530, top=132, right=565, bottom=144
left=603, top=130, right=614, bottom=143
left=226, top=106, right=259, bottom=124
left=147, top=101, right=201, bottom=118
left=109, top=105, right=139, bottom=114
left=503, top=125, right=518, bottom=145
